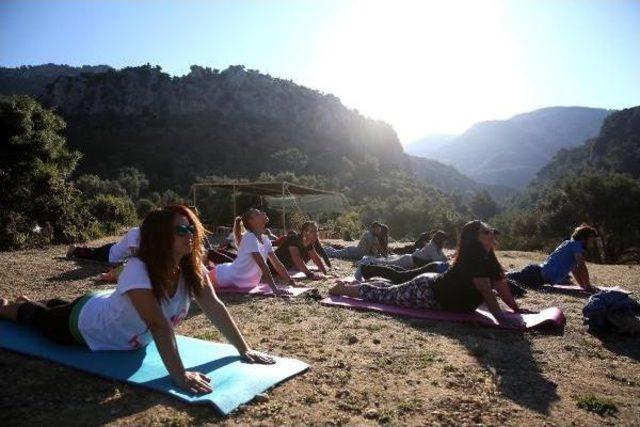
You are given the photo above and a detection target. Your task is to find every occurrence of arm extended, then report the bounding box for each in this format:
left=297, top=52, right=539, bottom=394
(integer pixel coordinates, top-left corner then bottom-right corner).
left=127, top=289, right=212, bottom=394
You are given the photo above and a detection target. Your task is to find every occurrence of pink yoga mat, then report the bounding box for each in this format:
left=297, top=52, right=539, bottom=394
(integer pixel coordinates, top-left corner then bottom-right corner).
left=320, top=296, right=566, bottom=331
left=215, top=284, right=312, bottom=297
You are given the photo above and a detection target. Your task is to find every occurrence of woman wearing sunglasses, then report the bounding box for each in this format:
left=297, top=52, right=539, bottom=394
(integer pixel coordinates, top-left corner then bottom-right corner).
left=1, top=205, right=274, bottom=394
left=210, top=208, right=295, bottom=296
left=329, top=220, right=527, bottom=329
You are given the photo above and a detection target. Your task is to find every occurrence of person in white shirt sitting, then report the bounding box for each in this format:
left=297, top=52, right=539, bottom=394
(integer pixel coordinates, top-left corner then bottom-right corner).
left=1, top=205, right=274, bottom=394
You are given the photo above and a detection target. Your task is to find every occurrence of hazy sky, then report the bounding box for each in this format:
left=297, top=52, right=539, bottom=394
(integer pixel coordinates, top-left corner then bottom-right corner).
left=2, top=0, right=639, bottom=143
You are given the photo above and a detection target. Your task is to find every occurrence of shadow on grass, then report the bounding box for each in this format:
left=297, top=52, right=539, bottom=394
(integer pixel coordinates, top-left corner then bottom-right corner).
left=400, top=318, right=560, bottom=415
left=0, top=350, right=223, bottom=427
left=47, top=258, right=108, bottom=282
left=591, top=332, right=640, bottom=362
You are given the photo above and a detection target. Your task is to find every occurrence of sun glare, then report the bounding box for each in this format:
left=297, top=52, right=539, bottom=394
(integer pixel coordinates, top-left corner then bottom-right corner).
left=309, top=0, right=530, bottom=142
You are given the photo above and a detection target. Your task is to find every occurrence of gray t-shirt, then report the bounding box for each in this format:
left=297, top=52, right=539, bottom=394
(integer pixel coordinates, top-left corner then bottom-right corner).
left=357, top=231, right=381, bottom=256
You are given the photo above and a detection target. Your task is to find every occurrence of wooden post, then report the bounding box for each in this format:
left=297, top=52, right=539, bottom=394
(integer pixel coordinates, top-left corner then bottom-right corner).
left=232, top=185, right=237, bottom=222
left=281, top=182, right=286, bottom=234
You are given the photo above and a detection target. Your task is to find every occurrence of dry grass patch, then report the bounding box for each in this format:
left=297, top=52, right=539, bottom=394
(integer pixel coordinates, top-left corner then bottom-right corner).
left=0, top=239, right=639, bottom=426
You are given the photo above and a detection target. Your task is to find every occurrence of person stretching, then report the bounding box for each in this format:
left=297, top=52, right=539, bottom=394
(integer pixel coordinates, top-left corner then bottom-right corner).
left=358, top=230, right=450, bottom=272
left=330, top=220, right=527, bottom=328
left=324, top=222, right=385, bottom=260
left=274, top=221, right=332, bottom=279
left=66, top=227, right=140, bottom=264
left=210, top=209, right=295, bottom=296
left=1, top=205, right=274, bottom=394
left=506, top=224, right=598, bottom=292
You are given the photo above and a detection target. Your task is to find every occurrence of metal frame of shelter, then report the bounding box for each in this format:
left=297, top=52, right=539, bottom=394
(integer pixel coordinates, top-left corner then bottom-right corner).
left=191, top=181, right=340, bottom=233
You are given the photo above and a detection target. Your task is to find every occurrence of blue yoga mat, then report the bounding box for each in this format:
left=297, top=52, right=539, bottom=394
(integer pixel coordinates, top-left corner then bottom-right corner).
left=0, top=321, right=309, bottom=415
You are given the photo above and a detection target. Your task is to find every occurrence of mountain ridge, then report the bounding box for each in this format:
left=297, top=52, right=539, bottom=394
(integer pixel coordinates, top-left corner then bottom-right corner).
left=406, top=106, right=612, bottom=189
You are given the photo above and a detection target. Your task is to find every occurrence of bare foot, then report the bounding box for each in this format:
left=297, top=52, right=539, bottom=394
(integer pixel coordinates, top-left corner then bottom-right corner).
left=0, top=298, right=8, bottom=307
left=16, top=295, right=31, bottom=303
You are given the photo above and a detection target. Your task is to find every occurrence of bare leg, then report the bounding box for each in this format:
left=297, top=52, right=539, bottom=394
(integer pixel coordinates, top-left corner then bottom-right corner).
left=329, top=281, right=361, bottom=298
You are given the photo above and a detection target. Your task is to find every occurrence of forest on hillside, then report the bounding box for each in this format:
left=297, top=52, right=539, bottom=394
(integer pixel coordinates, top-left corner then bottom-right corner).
left=1, top=65, right=639, bottom=262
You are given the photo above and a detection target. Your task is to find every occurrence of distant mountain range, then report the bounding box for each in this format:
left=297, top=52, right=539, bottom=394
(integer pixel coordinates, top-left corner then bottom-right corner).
left=406, top=107, right=612, bottom=189
left=0, top=64, right=495, bottom=197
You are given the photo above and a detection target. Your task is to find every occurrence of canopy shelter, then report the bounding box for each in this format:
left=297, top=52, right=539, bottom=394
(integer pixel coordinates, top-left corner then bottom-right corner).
left=191, top=181, right=345, bottom=233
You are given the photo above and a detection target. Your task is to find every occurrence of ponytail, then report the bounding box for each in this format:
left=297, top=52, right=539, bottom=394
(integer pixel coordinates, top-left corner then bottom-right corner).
left=236, top=209, right=264, bottom=246
left=233, top=216, right=243, bottom=248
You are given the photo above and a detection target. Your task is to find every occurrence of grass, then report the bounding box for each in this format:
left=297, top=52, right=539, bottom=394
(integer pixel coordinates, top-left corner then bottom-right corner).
left=1, top=239, right=639, bottom=426
left=575, top=395, right=618, bottom=416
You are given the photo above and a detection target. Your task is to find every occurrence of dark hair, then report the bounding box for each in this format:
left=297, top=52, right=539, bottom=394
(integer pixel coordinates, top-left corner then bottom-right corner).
left=138, top=205, right=206, bottom=301
left=430, top=230, right=448, bottom=246
left=233, top=208, right=263, bottom=246
left=300, top=221, right=318, bottom=234
left=452, top=220, right=503, bottom=275
left=571, top=224, right=598, bottom=241
left=379, top=224, right=389, bottom=251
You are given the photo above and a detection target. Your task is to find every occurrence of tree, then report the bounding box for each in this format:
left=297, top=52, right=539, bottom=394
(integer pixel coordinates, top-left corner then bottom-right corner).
left=470, top=190, right=499, bottom=220
left=116, top=166, right=149, bottom=200
left=270, top=148, right=309, bottom=174
left=0, top=95, right=90, bottom=249
left=537, top=172, right=640, bottom=262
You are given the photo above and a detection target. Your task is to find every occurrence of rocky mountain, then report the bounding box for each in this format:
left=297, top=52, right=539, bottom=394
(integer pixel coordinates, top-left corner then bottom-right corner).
left=0, top=64, right=487, bottom=197
left=408, top=107, right=612, bottom=189
left=534, top=106, right=640, bottom=185
left=0, top=63, right=112, bottom=97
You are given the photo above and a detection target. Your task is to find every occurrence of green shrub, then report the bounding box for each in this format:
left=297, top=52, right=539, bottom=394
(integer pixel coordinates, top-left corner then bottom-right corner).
left=575, top=394, right=617, bottom=416
left=86, top=194, right=138, bottom=235
left=327, top=210, right=362, bottom=240
left=0, top=95, right=92, bottom=249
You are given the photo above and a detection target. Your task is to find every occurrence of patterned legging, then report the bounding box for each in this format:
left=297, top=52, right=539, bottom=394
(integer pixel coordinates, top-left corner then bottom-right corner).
left=358, top=273, right=441, bottom=309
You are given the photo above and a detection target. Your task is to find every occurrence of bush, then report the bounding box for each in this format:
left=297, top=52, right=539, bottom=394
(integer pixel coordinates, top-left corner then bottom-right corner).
left=327, top=210, right=362, bottom=240
left=0, top=95, right=92, bottom=249
left=86, top=194, right=138, bottom=235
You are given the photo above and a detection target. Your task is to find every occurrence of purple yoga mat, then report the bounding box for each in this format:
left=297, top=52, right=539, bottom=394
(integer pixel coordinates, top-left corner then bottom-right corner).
left=320, top=296, right=566, bottom=331
left=543, top=285, right=631, bottom=296
left=215, top=284, right=312, bottom=296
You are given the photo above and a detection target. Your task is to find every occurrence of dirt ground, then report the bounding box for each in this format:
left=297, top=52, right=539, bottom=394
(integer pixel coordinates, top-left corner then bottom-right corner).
left=1, top=236, right=639, bottom=426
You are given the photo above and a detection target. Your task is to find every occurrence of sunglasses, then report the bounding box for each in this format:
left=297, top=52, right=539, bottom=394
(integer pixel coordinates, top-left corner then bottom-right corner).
left=175, top=224, right=195, bottom=236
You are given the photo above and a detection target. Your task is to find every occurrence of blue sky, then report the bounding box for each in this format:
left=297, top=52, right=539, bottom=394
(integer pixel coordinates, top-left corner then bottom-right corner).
left=1, top=0, right=639, bottom=143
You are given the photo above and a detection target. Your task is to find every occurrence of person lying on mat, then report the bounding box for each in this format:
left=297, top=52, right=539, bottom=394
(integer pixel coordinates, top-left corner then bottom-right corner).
left=412, top=230, right=449, bottom=265
left=210, top=209, right=295, bottom=296
left=324, top=221, right=385, bottom=260
left=358, top=230, right=450, bottom=272
left=506, top=224, right=598, bottom=292
left=66, top=226, right=140, bottom=264
left=1, top=205, right=274, bottom=395
left=330, top=220, right=527, bottom=328
left=392, top=231, right=431, bottom=254
left=274, top=221, right=332, bottom=279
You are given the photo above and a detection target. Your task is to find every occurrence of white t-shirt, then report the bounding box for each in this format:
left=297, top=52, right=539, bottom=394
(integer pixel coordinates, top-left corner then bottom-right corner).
left=215, top=231, right=272, bottom=288
left=78, top=257, right=191, bottom=351
left=108, top=227, right=140, bottom=264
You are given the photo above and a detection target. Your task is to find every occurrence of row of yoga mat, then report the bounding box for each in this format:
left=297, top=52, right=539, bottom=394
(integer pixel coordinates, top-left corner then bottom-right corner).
left=4, top=270, right=625, bottom=416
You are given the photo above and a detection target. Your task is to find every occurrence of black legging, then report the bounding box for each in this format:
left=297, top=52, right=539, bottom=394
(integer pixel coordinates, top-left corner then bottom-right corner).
left=71, top=243, right=114, bottom=263
left=361, top=262, right=441, bottom=283
left=16, top=298, right=84, bottom=345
